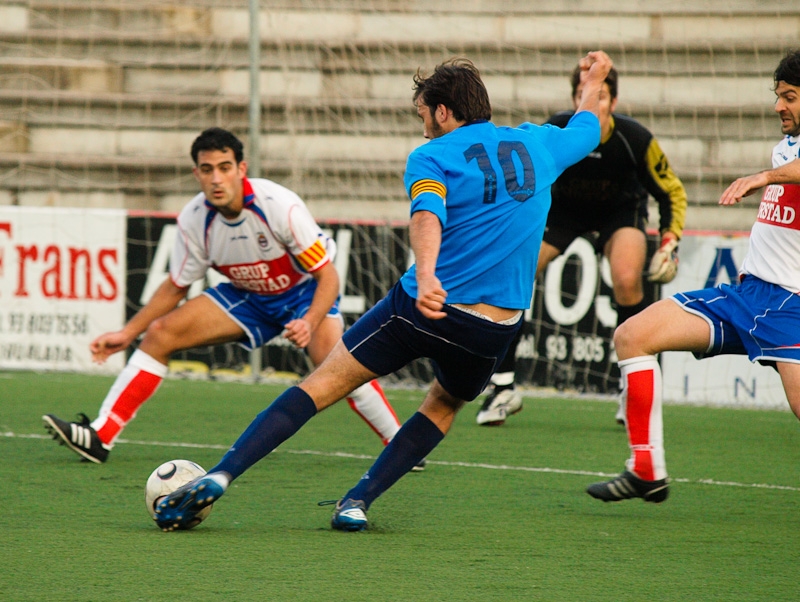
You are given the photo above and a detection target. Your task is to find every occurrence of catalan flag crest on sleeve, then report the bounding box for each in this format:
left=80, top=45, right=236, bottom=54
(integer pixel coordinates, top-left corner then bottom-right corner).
left=296, top=237, right=329, bottom=271
left=411, top=179, right=446, bottom=201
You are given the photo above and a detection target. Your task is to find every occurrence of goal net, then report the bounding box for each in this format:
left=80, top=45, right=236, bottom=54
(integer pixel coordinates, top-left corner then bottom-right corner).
left=2, top=1, right=797, bottom=400
left=127, top=212, right=658, bottom=392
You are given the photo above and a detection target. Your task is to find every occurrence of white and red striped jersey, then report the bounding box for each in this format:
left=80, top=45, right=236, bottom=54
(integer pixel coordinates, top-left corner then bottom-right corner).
left=170, top=177, right=333, bottom=295
left=741, top=135, right=800, bottom=292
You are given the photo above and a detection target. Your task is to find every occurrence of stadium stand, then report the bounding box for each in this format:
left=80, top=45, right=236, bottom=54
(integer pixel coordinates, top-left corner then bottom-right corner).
left=1, top=1, right=799, bottom=229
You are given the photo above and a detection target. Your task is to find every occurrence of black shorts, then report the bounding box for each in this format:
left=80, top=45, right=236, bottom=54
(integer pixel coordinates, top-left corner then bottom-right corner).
left=543, top=202, right=648, bottom=254
left=342, top=282, right=521, bottom=401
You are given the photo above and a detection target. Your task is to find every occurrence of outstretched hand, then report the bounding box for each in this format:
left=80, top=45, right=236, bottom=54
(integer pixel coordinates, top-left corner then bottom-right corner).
left=90, top=331, right=134, bottom=364
left=719, top=173, right=768, bottom=205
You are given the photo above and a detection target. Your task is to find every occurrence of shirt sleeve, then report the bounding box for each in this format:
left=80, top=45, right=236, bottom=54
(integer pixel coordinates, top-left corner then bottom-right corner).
left=404, top=147, right=448, bottom=227
left=283, top=202, right=333, bottom=273
left=521, top=111, right=601, bottom=174
left=553, top=111, right=601, bottom=172
left=640, top=137, right=687, bottom=239
left=169, top=215, right=210, bottom=288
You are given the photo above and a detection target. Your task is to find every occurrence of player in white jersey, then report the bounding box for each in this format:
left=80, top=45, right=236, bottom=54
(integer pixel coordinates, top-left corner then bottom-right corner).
left=586, top=49, right=800, bottom=504
left=42, top=127, right=405, bottom=465
left=737, top=134, right=800, bottom=289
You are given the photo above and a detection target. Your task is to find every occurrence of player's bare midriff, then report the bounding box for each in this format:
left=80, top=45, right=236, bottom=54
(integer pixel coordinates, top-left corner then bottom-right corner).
left=451, top=302, right=522, bottom=324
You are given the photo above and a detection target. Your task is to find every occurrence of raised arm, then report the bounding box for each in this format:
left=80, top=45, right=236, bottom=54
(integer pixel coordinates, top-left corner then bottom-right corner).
left=720, top=158, right=800, bottom=205
left=573, top=51, right=614, bottom=119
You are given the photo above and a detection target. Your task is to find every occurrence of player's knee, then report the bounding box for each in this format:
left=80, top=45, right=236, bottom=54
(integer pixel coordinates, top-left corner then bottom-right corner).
left=612, top=277, right=643, bottom=304
left=613, top=316, right=646, bottom=360
left=142, top=318, right=176, bottom=352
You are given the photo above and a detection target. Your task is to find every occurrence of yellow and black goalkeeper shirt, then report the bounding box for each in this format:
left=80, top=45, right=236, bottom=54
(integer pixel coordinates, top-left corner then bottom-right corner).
left=545, top=111, right=686, bottom=240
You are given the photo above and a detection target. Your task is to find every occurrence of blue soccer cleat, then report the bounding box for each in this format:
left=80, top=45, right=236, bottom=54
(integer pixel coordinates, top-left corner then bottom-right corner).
left=154, top=475, right=225, bottom=531
left=330, top=498, right=368, bottom=532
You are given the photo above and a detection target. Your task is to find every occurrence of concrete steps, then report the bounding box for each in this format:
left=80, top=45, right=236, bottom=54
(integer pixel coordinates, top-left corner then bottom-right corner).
left=1, top=2, right=798, bottom=228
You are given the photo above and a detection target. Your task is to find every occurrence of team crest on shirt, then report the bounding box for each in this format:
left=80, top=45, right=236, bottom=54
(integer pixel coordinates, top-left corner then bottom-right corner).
left=257, top=232, right=269, bottom=251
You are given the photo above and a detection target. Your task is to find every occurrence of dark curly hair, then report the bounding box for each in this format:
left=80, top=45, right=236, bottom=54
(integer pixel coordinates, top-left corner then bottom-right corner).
left=412, top=58, right=492, bottom=123
left=774, top=49, right=800, bottom=88
left=190, top=127, right=244, bottom=165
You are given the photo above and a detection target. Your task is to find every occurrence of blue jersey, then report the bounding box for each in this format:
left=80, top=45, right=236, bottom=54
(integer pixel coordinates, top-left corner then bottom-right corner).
left=400, top=112, right=600, bottom=309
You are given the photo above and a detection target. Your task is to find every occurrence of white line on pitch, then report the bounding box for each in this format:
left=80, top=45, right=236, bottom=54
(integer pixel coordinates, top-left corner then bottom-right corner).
left=9, top=430, right=800, bottom=492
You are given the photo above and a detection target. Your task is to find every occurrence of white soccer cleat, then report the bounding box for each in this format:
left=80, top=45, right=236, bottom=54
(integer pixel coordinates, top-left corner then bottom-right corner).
left=476, top=387, right=523, bottom=426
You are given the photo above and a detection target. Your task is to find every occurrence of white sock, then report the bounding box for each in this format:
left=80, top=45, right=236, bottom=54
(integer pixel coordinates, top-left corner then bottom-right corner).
left=347, top=380, right=401, bottom=445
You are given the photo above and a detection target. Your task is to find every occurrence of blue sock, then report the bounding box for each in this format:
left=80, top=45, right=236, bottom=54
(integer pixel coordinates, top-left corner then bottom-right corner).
left=211, top=386, right=317, bottom=481
left=343, top=412, right=444, bottom=509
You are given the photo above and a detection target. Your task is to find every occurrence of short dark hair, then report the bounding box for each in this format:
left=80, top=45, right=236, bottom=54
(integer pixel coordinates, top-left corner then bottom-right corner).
left=190, top=127, right=244, bottom=164
left=412, top=58, right=492, bottom=123
left=774, top=49, right=800, bottom=88
left=570, top=64, right=618, bottom=100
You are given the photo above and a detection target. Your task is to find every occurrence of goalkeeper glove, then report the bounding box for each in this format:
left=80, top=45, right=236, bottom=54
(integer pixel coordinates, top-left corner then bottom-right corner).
left=647, top=236, right=679, bottom=283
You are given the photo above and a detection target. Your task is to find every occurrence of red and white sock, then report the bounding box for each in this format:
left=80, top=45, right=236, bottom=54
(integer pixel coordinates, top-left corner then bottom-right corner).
left=620, top=355, right=667, bottom=481
left=347, top=380, right=401, bottom=445
left=91, top=349, right=167, bottom=446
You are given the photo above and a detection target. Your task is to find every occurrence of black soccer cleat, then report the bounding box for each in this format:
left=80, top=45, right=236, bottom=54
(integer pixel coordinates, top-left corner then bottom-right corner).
left=587, top=470, right=670, bottom=503
left=43, top=413, right=110, bottom=464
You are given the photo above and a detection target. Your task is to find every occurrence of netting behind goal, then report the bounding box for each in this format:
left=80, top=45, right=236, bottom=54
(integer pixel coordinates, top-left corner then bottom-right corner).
left=127, top=212, right=659, bottom=391
left=126, top=215, right=437, bottom=383
left=4, top=2, right=796, bottom=220
left=3, top=1, right=798, bottom=395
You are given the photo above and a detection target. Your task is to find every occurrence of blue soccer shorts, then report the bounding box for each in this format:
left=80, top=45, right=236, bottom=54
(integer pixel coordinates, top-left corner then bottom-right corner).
left=672, top=275, right=800, bottom=364
left=342, top=282, right=522, bottom=401
left=204, top=279, right=341, bottom=350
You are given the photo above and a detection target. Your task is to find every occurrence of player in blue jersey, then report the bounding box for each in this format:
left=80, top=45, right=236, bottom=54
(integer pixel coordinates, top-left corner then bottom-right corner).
left=154, top=51, right=614, bottom=532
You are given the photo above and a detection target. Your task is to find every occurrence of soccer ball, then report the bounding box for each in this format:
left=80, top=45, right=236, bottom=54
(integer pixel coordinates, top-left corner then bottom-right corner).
left=145, top=459, right=213, bottom=529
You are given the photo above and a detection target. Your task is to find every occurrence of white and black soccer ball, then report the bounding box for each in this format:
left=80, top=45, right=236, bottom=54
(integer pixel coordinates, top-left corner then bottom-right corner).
left=145, top=459, right=213, bottom=529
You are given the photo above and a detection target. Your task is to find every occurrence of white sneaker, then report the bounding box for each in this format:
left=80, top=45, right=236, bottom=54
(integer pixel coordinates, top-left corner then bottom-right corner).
left=476, top=387, right=523, bottom=426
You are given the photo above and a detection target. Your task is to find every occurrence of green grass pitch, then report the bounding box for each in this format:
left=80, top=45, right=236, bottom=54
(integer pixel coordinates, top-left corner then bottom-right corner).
left=1, top=370, right=798, bottom=601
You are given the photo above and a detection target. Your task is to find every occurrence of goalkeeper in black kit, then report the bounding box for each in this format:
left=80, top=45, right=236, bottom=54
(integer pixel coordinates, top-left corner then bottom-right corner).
left=477, top=61, right=687, bottom=427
